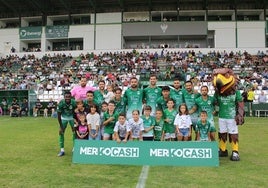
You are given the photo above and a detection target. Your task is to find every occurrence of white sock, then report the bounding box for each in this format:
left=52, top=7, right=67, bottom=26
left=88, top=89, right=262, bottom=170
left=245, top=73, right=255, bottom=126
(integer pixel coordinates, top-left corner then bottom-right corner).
left=60, top=148, right=64, bottom=152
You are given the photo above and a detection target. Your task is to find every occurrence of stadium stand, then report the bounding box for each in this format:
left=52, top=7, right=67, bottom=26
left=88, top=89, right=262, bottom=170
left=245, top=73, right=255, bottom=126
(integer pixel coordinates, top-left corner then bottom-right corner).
left=0, top=0, right=267, bottom=117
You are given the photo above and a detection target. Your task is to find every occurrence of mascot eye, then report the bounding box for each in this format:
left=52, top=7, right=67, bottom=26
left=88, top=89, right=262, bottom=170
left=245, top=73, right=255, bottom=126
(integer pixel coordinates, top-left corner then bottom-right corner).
left=225, top=73, right=230, bottom=78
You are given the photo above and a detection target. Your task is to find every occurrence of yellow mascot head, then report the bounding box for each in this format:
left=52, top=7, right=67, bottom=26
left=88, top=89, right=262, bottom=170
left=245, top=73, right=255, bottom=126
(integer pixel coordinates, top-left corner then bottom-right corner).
left=212, top=68, right=238, bottom=96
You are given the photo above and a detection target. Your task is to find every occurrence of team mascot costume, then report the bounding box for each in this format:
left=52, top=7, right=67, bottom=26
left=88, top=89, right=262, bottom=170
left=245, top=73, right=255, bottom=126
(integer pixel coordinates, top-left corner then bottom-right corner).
left=212, top=68, right=245, bottom=161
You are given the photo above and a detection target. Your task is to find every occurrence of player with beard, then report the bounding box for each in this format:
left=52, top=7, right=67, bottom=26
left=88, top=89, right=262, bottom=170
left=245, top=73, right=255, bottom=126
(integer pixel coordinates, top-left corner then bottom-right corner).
left=71, top=77, right=95, bottom=100
left=93, top=80, right=106, bottom=107
left=124, top=77, right=143, bottom=119
left=143, top=74, right=162, bottom=116
left=194, top=85, right=217, bottom=141
left=170, top=78, right=184, bottom=111
left=183, top=81, right=201, bottom=140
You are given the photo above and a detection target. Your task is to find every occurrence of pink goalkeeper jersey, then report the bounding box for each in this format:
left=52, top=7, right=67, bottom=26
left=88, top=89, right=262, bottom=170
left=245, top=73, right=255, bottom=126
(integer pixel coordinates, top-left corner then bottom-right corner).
left=71, top=85, right=96, bottom=100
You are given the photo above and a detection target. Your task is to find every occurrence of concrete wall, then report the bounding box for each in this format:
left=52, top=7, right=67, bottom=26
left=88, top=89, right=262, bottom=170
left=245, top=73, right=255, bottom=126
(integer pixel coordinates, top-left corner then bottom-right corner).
left=237, top=21, right=265, bottom=48
left=0, top=28, right=20, bottom=53
left=208, top=22, right=236, bottom=48
left=96, top=24, right=122, bottom=50
left=69, top=25, right=94, bottom=50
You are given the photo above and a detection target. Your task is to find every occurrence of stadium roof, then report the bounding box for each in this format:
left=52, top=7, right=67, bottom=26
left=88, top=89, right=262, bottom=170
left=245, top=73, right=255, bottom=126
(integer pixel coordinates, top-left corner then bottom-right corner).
left=0, top=0, right=266, bottom=18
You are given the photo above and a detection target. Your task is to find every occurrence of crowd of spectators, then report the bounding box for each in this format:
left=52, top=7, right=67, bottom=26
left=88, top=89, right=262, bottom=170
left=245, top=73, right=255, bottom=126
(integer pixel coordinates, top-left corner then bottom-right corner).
left=0, top=53, right=72, bottom=91
left=0, top=49, right=267, bottom=103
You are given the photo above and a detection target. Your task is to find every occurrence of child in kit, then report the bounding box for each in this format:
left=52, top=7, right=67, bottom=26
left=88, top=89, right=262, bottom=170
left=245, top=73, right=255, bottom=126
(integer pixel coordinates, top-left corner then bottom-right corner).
left=196, top=111, right=211, bottom=141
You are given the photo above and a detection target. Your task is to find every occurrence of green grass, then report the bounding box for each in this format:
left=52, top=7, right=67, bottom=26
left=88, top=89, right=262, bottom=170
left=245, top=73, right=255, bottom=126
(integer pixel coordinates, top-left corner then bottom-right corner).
left=0, top=116, right=268, bottom=187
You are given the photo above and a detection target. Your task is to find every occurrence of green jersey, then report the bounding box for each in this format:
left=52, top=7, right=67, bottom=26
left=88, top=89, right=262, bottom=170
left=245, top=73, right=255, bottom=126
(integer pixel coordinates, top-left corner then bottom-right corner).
left=195, top=96, right=215, bottom=120
left=141, top=115, right=155, bottom=137
left=156, top=96, right=169, bottom=111
left=163, top=109, right=177, bottom=133
left=103, top=112, right=119, bottom=134
left=93, top=90, right=105, bottom=106
left=170, top=88, right=184, bottom=110
left=143, top=86, right=162, bottom=116
left=196, top=120, right=210, bottom=141
left=57, top=99, right=76, bottom=120
left=183, top=90, right=201, bottom=118
left=215, top=90, right=242, bottom=119
left=113, top=97, right=127, bottom=114
left=124, top=88, right=143, bottom=119
left=154, top=118, right=164, bottom=141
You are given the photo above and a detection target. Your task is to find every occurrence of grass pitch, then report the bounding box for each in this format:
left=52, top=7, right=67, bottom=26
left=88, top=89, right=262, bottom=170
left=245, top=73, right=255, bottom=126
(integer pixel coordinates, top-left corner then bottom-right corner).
left=0, top=116, right=267, bottom=188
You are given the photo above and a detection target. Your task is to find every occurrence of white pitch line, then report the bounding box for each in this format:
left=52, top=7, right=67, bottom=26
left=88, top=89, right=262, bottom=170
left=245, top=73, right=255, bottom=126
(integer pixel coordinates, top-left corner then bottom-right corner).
left=136, top=165, right=149, bottom=188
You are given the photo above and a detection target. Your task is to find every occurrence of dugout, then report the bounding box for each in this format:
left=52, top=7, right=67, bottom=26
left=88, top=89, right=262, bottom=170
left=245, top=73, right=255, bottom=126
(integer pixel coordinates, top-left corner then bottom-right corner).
left=0, top=90, right=37, bottom=116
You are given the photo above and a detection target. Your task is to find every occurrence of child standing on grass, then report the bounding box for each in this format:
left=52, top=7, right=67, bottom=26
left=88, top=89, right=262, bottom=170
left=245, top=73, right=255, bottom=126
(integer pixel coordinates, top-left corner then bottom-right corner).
left=162, top=99, right=177, bottom=141
left=154, top=109, right=165, bottom=141
left=99, top=101, right=108, bottom=140
left=86, top=104, right=101, bottom=140
left=196, top=111, right=211, bottom=141
left=128, top=110, right=144, bottom=141
left=74, top=100, right=89, bottom=127
left=174, top=103, right=192, bottom=141
left=113, top=113, right=131, bottom=143
left=103, top=101, right=118, bottom=140
left=141, top=105, right=155, bottom=141
left=76, top=114, right=89, bottom=140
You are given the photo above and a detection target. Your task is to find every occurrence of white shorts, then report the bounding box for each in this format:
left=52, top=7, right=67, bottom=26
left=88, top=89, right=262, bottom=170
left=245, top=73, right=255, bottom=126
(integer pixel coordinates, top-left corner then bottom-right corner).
left=164, top=133, right=176, bottom=139
left=218, top=118, right=238, bottom=134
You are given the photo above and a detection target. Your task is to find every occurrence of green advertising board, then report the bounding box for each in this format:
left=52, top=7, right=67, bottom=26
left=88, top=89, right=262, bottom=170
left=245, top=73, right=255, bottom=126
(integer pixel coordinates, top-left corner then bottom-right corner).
left=72, top=140, right=219, bottom=167
left=19, top=27, right=42, bottom=39
left=45, top=25, right=69, bottom=38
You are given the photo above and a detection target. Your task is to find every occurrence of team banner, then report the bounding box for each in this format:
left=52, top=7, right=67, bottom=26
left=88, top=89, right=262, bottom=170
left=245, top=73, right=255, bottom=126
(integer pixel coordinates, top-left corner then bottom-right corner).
left=72, top=140, right=219, bottom=166
left=45, top=25, right=69, bottom=38
left=19, top=26, right=42, bottom=39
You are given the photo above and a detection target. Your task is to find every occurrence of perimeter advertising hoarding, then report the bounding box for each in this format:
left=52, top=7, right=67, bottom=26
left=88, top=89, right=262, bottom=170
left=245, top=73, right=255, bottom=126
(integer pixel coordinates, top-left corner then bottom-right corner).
left=73, top=140, right=219, bottom=167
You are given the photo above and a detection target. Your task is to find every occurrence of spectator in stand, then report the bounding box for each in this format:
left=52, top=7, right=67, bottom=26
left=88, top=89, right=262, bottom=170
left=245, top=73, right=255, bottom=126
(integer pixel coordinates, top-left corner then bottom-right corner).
left=44, top=98, right=57, bottom=117
left=9, top=97, right=21, bottom=117
left=258, top=91, right=267, bottom=103
left=71, top=76, right=95, bottom=100
left=20, top=97, right=29, bottom=116
left=262, top=80, right=268, bottom=90
left=33, top=99, right=43, bottom=117
left=1, top=98, right=8, bottom=115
